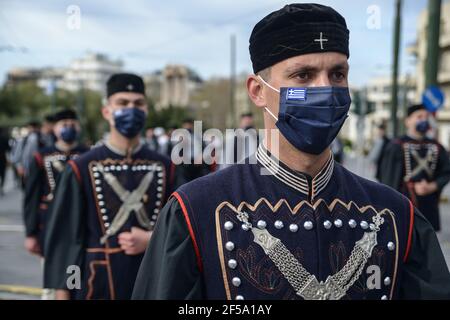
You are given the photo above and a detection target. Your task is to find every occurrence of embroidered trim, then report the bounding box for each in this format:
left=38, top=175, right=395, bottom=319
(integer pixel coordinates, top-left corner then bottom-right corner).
left=403, top=200, right=415, bottom=262
left=216, top=198, right=400, bottom=300
left=173, top=192, right=204, bottom=273
left=255, top=144, right=334, bottom=199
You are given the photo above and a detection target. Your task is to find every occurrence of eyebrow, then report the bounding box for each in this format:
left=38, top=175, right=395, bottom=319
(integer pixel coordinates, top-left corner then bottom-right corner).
left=116, top=98, right=146, bottom=104
left=284, top=62, right=349, bottom=76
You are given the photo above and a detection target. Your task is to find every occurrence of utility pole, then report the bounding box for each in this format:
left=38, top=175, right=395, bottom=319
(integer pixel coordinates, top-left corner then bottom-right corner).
left=77, top=79, right=85, bottom=135
left=228, top=34, right=237, bottom=128
left=425, top=0, right=442, bottom=87
left=391, top=0, right=402, bottom=138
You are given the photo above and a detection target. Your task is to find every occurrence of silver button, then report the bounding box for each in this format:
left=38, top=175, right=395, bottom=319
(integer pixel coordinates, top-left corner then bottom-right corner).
left=104, top=222, right=110, bottom=228
left=257, top=220, right=267, bottom=229
left=387, top=242, right=395, bottom=251
left=334, top=219, right=343, bottom=228
left=241, top=224, right=250, bottom=231
left=95, top=179, right=101, bottom=185
left=97, top=194, right=103, bottom=200
left=122, top=165, right=128, bottom=170
left=289, top=224, right=299, bottom=233
left=228, top=259, right=237, bottom=269
left=102, top=215, right=108, bottom=221
left=93, top=172, right=100, bottom=178
left=153, top=208, right=159, bottom=214
left=155, top=201, right=161, bottom=206
left=157, top=193, right=162, bottom=199
left=235, top=295, right=244, bottom=300
left=232, top=277, right=241, bottom=287
left=348, top=219, right=357, bottom=228
left=131, top=166, right=136, bottom=171
left=150, top=221, right=155, bottom=226
left=100, top=208, right=106, bottom=214
left=157, top=186, right=163, bottom=192
left=381, top=295, right=388, bottom=300
left=225, top=241, right=235, bottom=251
left=384, top=277, right=391, bottom=286
left=360, top=221, right=369, bottom=230
left=157, top=179, right=163, bottom=184
left=224, top=221, right=234, bottom=231
left=99, top=201, right=105, bottom=206
left=96, top=187, right=102, bottom=192
left=323, top=220, right=332, bottom=229
left=304, top=221, right=313, bottom=230
left=151, top=215, right=157, bottom=220
left=274, top=220, right=284, bottom=229
left=116, top=166, right=121, bottom=171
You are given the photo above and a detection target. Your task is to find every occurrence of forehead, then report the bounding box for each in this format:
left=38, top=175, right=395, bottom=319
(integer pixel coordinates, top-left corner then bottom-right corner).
left=56, top=118, right=78, bottom=125
left=410, top=109, right=429, bottom=118
left=273, top=52, right=349, bottom=73
left=109, top=92, right=146, bottom=101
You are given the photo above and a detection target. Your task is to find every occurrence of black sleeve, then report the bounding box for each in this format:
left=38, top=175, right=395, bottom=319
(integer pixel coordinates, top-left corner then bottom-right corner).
left=23, top=155, right=44, bottom=237
left=379, top=141, right=404, bottom=191
left=43, top=164, right=86, bottom=290
left=399, top=209, right=450, bottom=299
left=172, top=164, right=189, bottom=190
left=435, top=144, right=450, bottom=192
left=132, top=197, right=205, bottom=299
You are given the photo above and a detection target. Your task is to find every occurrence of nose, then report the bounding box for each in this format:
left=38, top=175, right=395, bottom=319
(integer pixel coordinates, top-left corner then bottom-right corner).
left=311, top=72, right=331, bottom=87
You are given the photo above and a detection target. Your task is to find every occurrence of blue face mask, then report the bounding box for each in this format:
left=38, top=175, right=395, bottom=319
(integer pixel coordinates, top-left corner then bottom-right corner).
left=113, top=108, right=146, bottom=138
left=416, top=120, right=430, bottom=134
left=259, top=76, right=351, bottom=155
left=60, top=126, right=79, bottom=143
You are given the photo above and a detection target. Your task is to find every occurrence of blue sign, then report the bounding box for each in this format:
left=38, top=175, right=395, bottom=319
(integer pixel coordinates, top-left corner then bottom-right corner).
left=422, top=85, right=445, bottom=112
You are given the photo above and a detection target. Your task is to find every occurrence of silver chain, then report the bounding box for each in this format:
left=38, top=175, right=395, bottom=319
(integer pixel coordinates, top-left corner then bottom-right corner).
left=237, top=209, right=386, bottom=300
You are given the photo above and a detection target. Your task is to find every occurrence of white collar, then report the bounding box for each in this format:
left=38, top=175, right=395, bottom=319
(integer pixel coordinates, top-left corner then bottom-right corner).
left=255, top=144, right=334, bottom=200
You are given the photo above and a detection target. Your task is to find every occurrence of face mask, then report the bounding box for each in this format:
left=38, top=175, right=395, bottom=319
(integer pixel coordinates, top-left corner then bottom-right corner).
left=259, top=76, right=351, bottom=155
left=113, top=108, right=146, bottom=138
left=415, top=120, right=430, bottom=134
left=60, top=126, right=79, bottom=143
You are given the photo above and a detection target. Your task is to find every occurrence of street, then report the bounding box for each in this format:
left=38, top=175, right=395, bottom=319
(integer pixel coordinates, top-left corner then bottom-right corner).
left=1, top=156, right=450, bottom=299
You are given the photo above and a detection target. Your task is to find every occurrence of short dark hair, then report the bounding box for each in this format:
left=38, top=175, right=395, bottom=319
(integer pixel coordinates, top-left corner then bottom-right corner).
left=27, top=120, right=40, bottom=128
left=241, top=112, right=254, bottom=118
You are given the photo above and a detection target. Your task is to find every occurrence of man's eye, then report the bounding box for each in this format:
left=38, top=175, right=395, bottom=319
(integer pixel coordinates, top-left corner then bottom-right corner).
left=332, top=72, right=345, bottom=81
left=296, top=73, right=309, bottom=80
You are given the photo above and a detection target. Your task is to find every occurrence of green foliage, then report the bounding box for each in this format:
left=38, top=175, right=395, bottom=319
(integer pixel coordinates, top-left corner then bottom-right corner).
left=0, top=82, right=105, bottom=141
left=145, top=102, right=190, bottom=129
left=0, top=82, right=192, bottom=141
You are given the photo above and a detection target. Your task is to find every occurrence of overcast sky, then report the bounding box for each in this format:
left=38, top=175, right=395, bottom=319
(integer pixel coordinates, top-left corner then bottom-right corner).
left=0, top=0, right=438, bottom=87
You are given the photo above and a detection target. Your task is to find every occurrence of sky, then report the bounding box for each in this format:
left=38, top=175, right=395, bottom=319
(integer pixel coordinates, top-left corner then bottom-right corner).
left=0, top=0, right=438, bottom=87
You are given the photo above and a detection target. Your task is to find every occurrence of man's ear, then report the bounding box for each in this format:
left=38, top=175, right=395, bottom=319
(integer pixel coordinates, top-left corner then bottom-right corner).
left=247, top=75, right=266, bottom=109
left=404, top=116, right=411, bottom=129
left=101, top=105, right=112, bottom=123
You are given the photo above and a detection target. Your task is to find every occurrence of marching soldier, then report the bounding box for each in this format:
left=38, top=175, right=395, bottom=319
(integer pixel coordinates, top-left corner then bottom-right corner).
left=23, top=109, right=88, bottom=257
left=44, top=73, right=177, bottom=299
left=133, top=4, right=450, bottom=300
left=380, top=104, right=450, bottom=231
